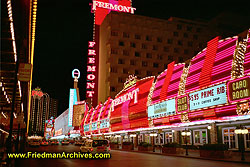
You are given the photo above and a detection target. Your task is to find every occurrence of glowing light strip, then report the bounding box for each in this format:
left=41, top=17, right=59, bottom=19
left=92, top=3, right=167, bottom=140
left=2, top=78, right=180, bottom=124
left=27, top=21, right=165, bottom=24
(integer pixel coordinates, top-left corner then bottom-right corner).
left=7, top=0, right=17, bottom=62
left=13, top=112, right=17, bottom=118
left=0, top=128, right=9, bottom=135
left=2, top=112, right=7, bottom=119
left=18, top=81, right=22, bottom=97
left=21, top=103, right=24, bottom=112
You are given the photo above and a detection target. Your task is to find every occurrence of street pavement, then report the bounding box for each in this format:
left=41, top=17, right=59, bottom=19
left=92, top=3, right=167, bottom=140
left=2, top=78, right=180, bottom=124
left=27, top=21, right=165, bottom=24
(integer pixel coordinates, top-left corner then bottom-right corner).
left=13, top=144, right=250, bottom=167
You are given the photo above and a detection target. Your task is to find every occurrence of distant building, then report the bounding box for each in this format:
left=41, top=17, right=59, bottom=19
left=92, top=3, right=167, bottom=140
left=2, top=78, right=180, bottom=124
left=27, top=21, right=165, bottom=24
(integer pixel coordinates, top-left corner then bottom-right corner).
left=98, top=12, right=214, bottom=103
left=28, top=87, right=58, bottom=136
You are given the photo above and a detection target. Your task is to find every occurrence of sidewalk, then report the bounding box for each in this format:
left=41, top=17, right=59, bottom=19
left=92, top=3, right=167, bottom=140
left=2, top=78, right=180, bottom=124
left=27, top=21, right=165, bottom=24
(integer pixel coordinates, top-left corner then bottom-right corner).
left=112, top=147, right=250, bottom=164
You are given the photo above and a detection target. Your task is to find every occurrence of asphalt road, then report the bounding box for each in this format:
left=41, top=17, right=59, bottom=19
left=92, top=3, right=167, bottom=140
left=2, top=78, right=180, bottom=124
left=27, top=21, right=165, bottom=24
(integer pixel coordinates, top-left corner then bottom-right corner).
left=14, top=144, right=249, bottom=167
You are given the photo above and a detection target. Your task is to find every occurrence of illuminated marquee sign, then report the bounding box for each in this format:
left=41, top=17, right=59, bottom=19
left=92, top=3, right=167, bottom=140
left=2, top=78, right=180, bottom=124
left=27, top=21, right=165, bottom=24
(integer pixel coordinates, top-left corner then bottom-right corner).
left=55, top=128, right=62, bottom=136
left=111, top=88, right=139, bottom=111
left=86, top=41, right=96, bottom=98
left=100, top=118, right=109, bottom=129
left=176, top=95, right=189, bottom=113
left=227, top=76, right=250, bottom=103
left=189, top=83, right=227, bottom=110
left=92, top=0, right=136, bottom=14
left=84, top=124, right=90, bottom=132
left=68, top=89, right=77, bottom=127
left=91, top=122, right=97, bottom=131
left=148, top=99, right=176, bottom=119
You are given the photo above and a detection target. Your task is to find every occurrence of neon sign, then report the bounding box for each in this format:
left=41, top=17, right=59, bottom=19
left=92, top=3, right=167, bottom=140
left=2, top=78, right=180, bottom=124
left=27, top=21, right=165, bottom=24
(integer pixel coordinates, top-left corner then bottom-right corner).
left=189, top=83, right=227, bottom=110
left=32, top=88, right=43, bottom=97
left=68, top=89, right=77, bottom=127
left=92, top=0, right=136, bottom=14
left=227, top=76, right=250, bottom=103
left=72, top=69, right=80, bottom=79
left=111, top=88, right=139, bottom=111
left=176, top=95, right=189, bottom=113
left=86, top=41, right=96, bottom=98
left=148, top=99, right=176, bottom=119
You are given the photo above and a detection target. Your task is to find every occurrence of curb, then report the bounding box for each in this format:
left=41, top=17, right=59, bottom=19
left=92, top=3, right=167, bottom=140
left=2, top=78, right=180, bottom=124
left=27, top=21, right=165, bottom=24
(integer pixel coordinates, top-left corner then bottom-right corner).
left=112, top=149, right=250, bottom=165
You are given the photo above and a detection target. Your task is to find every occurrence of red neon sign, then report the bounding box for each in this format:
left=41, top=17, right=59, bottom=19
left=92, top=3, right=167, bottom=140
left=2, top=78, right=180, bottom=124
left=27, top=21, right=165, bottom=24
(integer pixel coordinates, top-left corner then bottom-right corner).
left=86, top=41, right=96, bottom=98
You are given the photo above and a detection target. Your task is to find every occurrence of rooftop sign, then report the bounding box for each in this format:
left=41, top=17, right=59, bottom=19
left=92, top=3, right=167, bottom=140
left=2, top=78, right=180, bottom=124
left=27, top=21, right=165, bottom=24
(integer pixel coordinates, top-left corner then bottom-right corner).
left=92, top=0, right=136, bottom=14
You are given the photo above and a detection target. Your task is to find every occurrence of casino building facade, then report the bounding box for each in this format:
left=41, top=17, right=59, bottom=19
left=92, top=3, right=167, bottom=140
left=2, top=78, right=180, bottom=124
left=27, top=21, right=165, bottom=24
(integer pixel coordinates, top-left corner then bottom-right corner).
left=80, top=29, right=250, bottom=151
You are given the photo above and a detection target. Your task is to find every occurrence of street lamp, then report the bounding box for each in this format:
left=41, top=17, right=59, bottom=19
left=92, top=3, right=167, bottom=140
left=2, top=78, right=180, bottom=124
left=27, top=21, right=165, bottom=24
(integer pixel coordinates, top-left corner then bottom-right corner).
left=181, top=130, right=191, bottom=156
left=150, top=133, right=157, bottom=152
left=234, top=125, right=249, bottom=161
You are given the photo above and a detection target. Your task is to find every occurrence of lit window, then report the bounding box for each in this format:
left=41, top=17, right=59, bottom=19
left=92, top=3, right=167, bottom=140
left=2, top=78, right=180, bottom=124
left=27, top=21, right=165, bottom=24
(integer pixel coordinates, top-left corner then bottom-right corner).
left=111, top=49, right=118, bottom=54
left=179, top=57, right=183, bottom=62
left=123, top=50, right=129, bottom=56
left=146, top=71, right=152, bottom=75
left=173, top=32, right=178, bottom=37
left=135, top=52, right=140, bottom=57
left=153, top=63, right=159, bottom=68
left=174, top=48, right=179, bottom=53
left=118, top=59, right=125, bottom=64
left=153, top=45, right=158, bottom=50
left=178, top=40, right=183, bottom=46
left=146, top=53, right=152, bottom=58
left=142, top=61, right=148, bottom=67
left=142, top=44, right=147, bottom=49
left=157, top=37, right=162, bottom=42
left=168, top=55, right=173, bottom=61
left=123, top=32, right=129, bottom=38
left=130, top=60, right=136, bottom=65
left=111, top=31, right=118, bottom=36
left=119, top=41, right=124, bottom=46
left=157, top=54, right=163, bottom=60
left=167, top=39, right=173, bottom=44
left=193, top=34, right=198, bottom=40
left=146, top=35, right=152, bottom=41
left=177, top=24, right=182, bottom=30
left=130, top=42, right=136, bottom=48
left=135, top=34, right=141, bottom=39
left=188, top=41, right=193, bottom=47
left=183, top=33, right=188, bottom=38
left=187, top=26, right=192, bottom=32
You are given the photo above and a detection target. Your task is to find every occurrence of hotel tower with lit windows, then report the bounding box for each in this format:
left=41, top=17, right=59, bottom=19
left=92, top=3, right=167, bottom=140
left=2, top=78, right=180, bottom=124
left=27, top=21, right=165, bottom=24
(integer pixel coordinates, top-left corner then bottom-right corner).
left=29, top=87, right=58, bottom=136
left=98, top=12, right=214, bottom=103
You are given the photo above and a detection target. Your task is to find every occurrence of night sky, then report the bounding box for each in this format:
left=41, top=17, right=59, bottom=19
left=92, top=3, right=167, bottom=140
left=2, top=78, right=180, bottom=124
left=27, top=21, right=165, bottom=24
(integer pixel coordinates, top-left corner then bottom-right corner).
left=32, top=0, right=250, bottom=116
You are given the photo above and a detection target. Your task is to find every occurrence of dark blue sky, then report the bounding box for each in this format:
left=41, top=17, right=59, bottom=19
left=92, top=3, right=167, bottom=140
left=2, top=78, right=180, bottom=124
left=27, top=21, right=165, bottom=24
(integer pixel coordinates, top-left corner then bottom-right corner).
left=32, top=0, right=250, bottom=116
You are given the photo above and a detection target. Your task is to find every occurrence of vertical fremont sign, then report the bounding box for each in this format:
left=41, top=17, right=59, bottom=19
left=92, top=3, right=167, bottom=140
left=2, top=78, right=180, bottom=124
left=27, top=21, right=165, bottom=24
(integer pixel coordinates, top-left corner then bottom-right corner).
left=87, top=0, right=135, bottom=106
left=86, top=41, right=96, bottom=98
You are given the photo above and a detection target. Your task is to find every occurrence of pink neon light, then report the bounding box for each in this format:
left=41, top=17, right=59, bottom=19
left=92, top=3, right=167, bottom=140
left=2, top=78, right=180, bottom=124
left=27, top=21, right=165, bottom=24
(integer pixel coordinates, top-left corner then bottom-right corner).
left=88, top=57, right=95, bottom=64
left=89, top=41, right=96, bottom=47
left=88, top=49, right=96, bottom=55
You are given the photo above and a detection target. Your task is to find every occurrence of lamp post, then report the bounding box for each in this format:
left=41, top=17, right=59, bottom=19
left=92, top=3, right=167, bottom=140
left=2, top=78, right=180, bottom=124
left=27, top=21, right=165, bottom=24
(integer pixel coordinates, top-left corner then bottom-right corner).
left=181, top=130, right=191, bottom=156
left=150, top=133, right=157, bottom=152
left=234, top=125, right=249, bottom=161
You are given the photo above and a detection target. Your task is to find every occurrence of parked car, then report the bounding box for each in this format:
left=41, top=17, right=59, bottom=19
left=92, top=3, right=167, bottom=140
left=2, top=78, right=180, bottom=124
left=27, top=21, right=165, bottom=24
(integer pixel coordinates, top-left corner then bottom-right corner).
left=40, top=140, right=49, bottom=146
left=80, top=139, right=110, bottom=153
left=29, top=139, right=41, bottom=147
left=75, top=140, right=85, bottom=146
left=50, top=139, right=59, bottom=145
left=61, top=139, right=70, bottom=145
